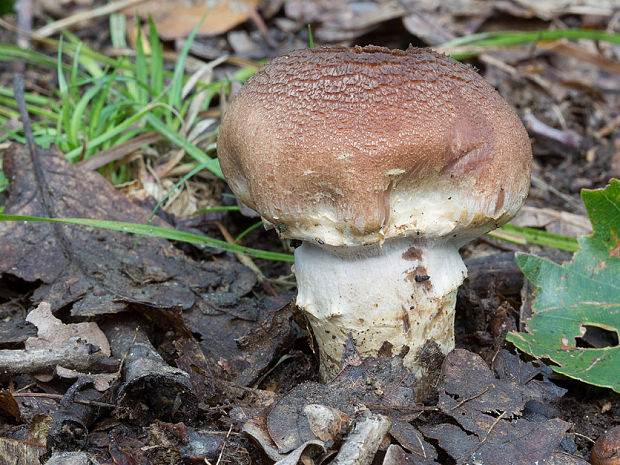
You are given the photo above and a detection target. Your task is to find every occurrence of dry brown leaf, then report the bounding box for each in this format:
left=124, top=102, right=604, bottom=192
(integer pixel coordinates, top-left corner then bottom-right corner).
left=264, top=355, right=415, bottom=454
left=0, top=389, right=21, bottom=421
left=510, top=0, right=616, bottom=19
left=55, top=366, right=118, bottom=392
left=513, top=205, right=592, bottom=237
left=421, top=349, right=572, bottom=464
left=25, top=302, right=110, bottom=356
left=0, top=438, right=42, bottom=464
left=304, top=404, right=350, bottom=443
left=127, top=0, right=261, bottom=40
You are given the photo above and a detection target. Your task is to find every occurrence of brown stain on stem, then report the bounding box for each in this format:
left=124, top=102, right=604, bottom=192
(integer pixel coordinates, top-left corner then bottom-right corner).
left=402, top=247, right=423, bottom=261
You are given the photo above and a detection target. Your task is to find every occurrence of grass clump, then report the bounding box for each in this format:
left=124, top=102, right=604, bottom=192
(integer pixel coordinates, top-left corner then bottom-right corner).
left=0, top=18, right=259, bottom=182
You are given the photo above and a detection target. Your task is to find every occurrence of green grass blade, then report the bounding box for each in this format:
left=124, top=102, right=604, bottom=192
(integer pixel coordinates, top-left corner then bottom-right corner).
left=65, top=103, right=153, bottom=161
left=194, top=206, right=240, bottom=214
left=56, top=37, right=75, bottom=149
left=440, top=29, right=620, bottom=59
left=57, top=37, right=68, bottom=95
left=232, top=66, right=259, bottom=83
left=489, top=223, right=580, bottom=252
left=144, top=113, right=223, bottom=178
left=0, top=214, right=295, bottom=262
left=149, top=16, right=164, bottom=96
left=0, top=86, right=54, bottom=106
left=70, top=41, right=83, bottom=98
left=0, top=94, right=57, bottom=120
left=122, top=57, right=138, bottom=101
left=62, top=30, right=105, bottom=78
left=135, top=19, right=149, bottom=106
left=109, top=13, right=128, bottom=49
left=235, top=220, right=264, bottom=243
left=88, top=72, right=116, bottom=140
left=69, top=84, right=102, bottom=146
left=0, top=44, right=62, bottom=69
left=168, top=17, right=204, bottom=118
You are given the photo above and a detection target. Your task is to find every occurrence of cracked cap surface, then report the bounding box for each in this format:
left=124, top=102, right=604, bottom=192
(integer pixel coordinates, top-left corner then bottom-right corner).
left=217, top=45, right=532, bottom=247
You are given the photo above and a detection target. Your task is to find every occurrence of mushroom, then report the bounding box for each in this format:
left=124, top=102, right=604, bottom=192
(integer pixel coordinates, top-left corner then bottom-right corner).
left=217, top=46, right=532, bottom=380
left=591, top=426, right=620, bottom=465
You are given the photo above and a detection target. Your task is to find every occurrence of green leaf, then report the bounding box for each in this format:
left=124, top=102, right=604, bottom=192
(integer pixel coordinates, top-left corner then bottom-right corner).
left=507, top=180, right=620, bottom=392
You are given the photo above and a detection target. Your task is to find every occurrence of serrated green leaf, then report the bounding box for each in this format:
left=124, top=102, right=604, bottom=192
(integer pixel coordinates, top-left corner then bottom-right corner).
left=507, top=179, right=620, bottom=392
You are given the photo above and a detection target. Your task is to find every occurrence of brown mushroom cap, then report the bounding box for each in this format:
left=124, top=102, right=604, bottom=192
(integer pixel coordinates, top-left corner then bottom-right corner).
left=218, top=45, right=532, bottom=247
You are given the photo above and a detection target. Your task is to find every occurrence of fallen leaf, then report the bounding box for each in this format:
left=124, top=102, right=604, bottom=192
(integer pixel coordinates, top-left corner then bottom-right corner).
left=266, top=355, right=415, bottom=453
left=513, top=205, right=592, bottom=237
left=0, top=144, right=203, bottom=317
left=0, top=301, right=36, bottom=348
left=0, top=389, right=21, bottom=421
left=389, top=421, right=438, bottom=464
left=508, top=180, right=620, bottom=392
left=127, top=0, right=261, bottom=40
left=183, top=294, right=293, bottom=386
left=0, top=143, right=293, bottom=392
left=25, top=302, right=110, bottom=356
left=383, top=443, right=438, bottom=465
left=421, top=349, right=571, bottom=464
left=55, top=366, right=118, bottom=392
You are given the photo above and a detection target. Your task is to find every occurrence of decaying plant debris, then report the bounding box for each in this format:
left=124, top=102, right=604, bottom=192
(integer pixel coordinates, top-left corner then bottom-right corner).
left=0, top=0, right=619, bottom=464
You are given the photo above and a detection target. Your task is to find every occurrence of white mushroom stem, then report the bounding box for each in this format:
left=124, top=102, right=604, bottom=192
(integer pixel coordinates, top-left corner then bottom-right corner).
left=294, top=238, right=467, bottom=380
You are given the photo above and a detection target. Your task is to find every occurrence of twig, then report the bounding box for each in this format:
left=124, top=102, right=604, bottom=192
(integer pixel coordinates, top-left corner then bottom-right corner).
left=594, top=115, right=620, bottom=138
left=13, top=75, right=126, bottom=296
left=572, top=431, right=595, bottom=444
left=215, top=424, right=233, bottom=465
left=0, top=343, right=119, bottom=375
left=247, top=8, right=277, bottom=48
left=531, top=173, right=584, bottom=213
left=476, top=410, right=507, bottom=449
left=331, top=411, right=391, bottom=465
left=367, top=404, right=437, bottom=412
left=490, top=344, right=502, bottom=366
left=13, top=392, right=115, bottom=409
left=15, top=0, right=32, bottom=49
left=523, top=112, right=583, bottom=149
left=416, top=432, right=427, bottom=458
left=34, top=0, right=148, bottom=38
left=450, top=386, right=489, bottom=410
left=76, top=133, right=163, bottom=171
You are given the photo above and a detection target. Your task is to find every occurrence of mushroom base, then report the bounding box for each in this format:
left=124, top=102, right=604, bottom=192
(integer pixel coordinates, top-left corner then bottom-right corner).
left=294, top=239, right=467, bottom=381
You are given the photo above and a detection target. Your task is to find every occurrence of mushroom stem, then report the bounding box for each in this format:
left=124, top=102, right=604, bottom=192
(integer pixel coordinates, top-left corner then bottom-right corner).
left=294, top=238, right=467, bottom=380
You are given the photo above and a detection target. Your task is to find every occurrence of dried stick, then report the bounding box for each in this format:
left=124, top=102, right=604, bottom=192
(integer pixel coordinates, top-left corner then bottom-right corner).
left=35, top=0, right=148, bottom=37
left=331, top=411, right=391, bottom=465
left=0, top=342, right=118, bottom=375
